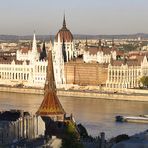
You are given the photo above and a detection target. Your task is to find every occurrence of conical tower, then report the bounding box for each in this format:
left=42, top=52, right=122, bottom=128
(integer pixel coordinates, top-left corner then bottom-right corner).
left=63, top=14, right=66, bottom=28
left=36, top=50, right=65, bottom=121
left=36, top=51, right=80, bottom=138
left=30, top=31, right=39, bottom=62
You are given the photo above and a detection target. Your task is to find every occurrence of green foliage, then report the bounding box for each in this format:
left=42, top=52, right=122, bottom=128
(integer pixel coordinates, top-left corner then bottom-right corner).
left=77, top=124, right=88, bottom=139
left=110, top=134, right=129, bottom=143
left=141, top=41, right=148, bottom=47
left=115, top=134, right=129, bottom=143
left=140, top=76, right=148, bottom=88
left=62, top=121, right=83, bottom=148
left=123, top=44, right=139, bottom=51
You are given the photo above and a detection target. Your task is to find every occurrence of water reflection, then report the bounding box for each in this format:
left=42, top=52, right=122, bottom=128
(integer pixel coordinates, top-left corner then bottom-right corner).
left=0, top=92, right=147, bottom=139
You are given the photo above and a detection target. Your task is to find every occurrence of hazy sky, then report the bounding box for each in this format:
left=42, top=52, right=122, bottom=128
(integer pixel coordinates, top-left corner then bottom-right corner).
left=0, top=0, right=148, bottom=35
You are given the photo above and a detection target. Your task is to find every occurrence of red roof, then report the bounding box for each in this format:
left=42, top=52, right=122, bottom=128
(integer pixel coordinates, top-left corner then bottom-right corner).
left=36, top=90, right=65, bottom=116
left=55, top=27, right=73, bottom=42
left=20, top=47, right=31, bottom=53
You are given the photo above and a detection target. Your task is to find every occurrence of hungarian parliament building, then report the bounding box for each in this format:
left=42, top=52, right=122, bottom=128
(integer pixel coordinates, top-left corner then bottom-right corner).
left=0, top=16, right=76, bottom=88
left=0, top=16, right=148, bottom=90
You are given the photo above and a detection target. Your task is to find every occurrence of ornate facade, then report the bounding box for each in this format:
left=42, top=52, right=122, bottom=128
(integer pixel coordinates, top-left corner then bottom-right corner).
left=0, top=32, right=48, bottom=88
left=0, top=59, right=47, bottom=88
left=52, top=15, right=77, bottom=87
left=53, top=33, right=65, bottom=87
left=16, top=33, right=40, bottom=62
left=83, top=48, right=116, bottom=63
left=83, top=41, right=120, bottom=64
left=0, top=16, right=76, bottom=88
left=106, top=56, right=148, bottom=89
left=53, top=15, right=76, bottom=62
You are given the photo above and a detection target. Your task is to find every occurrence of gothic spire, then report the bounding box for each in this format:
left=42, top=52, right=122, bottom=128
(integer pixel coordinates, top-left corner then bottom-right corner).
left=36, top=50, right=66, bottom=117
left=49, top=37, right=53, bottom=51
left=63, top=14, right=66, bottom=28
left=112, top=38, right=115, bottom=47
left=62, top=38, right=67, bottom=62
left=32, top=31, right=37, bottom=52
left=46, top=50, right=56, bottom=91
left=85, top=37, right=89, bottom=51
left=97, top=39, right=101, bottom=47
left=85, top=36, right=88, bottom=47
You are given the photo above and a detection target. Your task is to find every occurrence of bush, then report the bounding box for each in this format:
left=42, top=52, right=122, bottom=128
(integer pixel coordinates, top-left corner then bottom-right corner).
left=140, top=76, right=148, bottom=88
left=114, top=134, right=129, bottom=143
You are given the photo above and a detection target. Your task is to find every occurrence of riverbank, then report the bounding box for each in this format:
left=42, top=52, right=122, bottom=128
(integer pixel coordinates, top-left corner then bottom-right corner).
left=0, top=86, right=148, bottom=102
left=58, top=90, right=148, bottom=102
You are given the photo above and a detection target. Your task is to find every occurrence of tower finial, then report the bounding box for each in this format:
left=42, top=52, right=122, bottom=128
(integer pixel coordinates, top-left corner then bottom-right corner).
left=85, top=36, right=88, bottom=47
left=112, top=38, right=115, bottom=47
left=98, top=39, right=101, bottom=47
left=63, top=13, right=66, bottom=28
left=32, top=31, right=37, bottom=51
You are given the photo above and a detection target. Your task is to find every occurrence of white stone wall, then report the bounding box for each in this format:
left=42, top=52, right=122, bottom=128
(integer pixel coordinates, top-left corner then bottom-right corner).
left=53, top=41, right=75, bottom=62
left=106, top=56, right=148, bottom=89
left=16, top=33, right=40, bottom=62
left=17, top=50, right=32, bottom=61
left=53, top=34, right=66, bottom=88
left=0, top=60, right=47, bottom=88
left=83, top=51, right=113, bottom=64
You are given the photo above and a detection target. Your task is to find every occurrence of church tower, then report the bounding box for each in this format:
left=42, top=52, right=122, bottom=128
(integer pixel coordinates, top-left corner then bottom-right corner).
left=36, top=50, right=66, bottom=136
left=53, top=33, right=66, bottom=88
left=30, top=32, right=40, bottom=62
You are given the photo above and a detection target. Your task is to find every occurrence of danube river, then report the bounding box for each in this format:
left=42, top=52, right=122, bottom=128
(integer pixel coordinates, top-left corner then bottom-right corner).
left=0, top=92, right=148, bottom=139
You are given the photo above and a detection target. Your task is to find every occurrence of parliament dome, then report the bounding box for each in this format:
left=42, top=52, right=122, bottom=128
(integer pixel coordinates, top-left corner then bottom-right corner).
left=55, top=16, right=73, bottom=42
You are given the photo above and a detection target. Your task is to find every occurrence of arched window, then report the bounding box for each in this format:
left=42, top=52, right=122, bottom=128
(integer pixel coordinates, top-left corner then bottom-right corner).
left=24, top=74, right=26, bottom=80
left=40, top=66, right=42, bottom=73
left=27, top=74, right=29, bottom=80
left=13, top=73, right=14, bottom=79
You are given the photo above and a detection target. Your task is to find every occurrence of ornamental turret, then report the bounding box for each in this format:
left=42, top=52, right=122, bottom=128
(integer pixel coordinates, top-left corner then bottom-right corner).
left=30, top=32, right=40, bottom=62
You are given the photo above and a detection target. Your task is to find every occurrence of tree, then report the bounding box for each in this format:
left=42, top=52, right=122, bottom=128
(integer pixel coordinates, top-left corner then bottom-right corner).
left=140, top=76, right=148, bottom=88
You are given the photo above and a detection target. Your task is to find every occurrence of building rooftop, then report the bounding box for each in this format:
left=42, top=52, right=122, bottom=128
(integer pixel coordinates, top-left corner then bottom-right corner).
left=0, top=110, right=30, bottom=121
left=54, top=15, right=73, bottom=42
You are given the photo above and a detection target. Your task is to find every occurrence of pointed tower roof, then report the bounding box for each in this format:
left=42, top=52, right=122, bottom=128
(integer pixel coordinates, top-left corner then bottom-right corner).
left=141, top=55, right=148, bottom=66
left=84, top=37, right=89, bottom=51
left=32, top=31, right=37, bottom=52
left=112, top=38, right=115, bottom=48
left=63, top=14, right=66, bottom=28
left=49, top=37, right=53, bottom=51
left=36, top=50, right=65, bottom=117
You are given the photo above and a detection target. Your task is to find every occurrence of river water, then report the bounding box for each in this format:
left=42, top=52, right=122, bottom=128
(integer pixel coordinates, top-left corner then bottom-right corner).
left=0, top=92, right=148, bottom=139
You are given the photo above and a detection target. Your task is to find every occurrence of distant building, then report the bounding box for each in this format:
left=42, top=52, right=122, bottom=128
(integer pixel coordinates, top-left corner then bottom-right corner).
left=64, top=60, right=108, bottom=86
left=106, top=55, right=148, bottom=89
left=0, top=110, right=38, bottom=145
left=0, top=33, right=48, bottom=88
left=53, top=15, right=77, bottom=87
left=0, top=51, right=16, bottom=61
left=83, top=40, right=123, bottom=64
left=53, top=15, right=76, bottom=62
left=0, top=16, right=78, bottom=88
left=16, top=32, right=40, bottom=62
